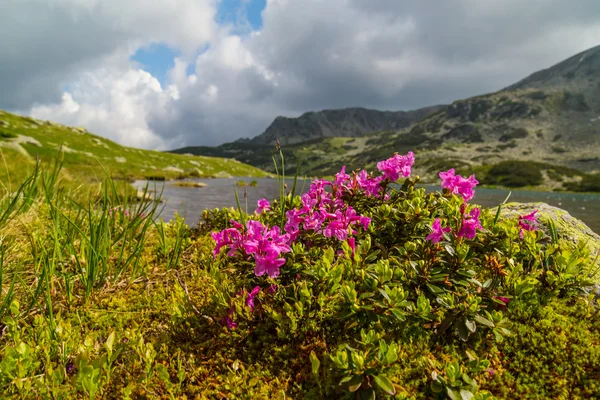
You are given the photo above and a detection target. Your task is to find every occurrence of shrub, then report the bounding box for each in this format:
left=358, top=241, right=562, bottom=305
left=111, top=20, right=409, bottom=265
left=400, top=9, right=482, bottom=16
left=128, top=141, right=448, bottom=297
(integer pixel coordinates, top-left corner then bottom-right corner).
left=483, top=161, right=543, bottom=187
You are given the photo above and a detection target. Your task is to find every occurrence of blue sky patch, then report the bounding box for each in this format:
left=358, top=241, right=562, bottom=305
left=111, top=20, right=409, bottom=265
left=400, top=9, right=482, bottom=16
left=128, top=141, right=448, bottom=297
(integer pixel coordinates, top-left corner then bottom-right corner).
left=131, top=43, right=181, bottom=85
left=131, top=1, right=266, bottom=86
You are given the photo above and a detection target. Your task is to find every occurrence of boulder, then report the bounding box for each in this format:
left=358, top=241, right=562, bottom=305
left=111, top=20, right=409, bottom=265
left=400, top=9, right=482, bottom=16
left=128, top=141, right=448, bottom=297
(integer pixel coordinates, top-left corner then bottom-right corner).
left=498, top=202, right=600, bottom=294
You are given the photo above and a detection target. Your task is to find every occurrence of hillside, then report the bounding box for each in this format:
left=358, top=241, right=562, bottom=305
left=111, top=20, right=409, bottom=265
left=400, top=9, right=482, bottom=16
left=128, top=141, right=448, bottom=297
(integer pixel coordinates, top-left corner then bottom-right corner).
left=171, top=45, right=600, bottom=191
left=0, top=110, right=269, bottom=192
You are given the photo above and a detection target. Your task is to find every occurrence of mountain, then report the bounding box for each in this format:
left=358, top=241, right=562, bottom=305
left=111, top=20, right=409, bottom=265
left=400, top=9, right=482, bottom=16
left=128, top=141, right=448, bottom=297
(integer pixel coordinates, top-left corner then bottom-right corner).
left=0, top=110, right=269, bottom=192
left=171, top=44, right=600, bottom=192
left=244, top=106, right=445, bottom=146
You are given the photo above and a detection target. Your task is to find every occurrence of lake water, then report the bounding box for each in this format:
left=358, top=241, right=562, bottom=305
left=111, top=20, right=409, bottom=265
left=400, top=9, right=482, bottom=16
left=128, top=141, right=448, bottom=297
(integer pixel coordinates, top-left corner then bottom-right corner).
left=133, top=178, right=600, bottom=234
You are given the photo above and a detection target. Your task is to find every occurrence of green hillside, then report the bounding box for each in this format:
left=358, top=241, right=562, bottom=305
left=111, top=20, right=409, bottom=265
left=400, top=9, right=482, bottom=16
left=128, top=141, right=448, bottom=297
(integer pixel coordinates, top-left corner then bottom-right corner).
left=0, top=110, right=270, bottom=192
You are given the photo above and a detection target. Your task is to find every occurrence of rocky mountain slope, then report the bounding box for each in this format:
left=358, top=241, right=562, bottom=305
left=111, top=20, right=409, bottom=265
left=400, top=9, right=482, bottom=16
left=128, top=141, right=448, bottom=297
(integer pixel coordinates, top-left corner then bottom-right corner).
left=242, top=106, right=445, bottom=145
left=0, top=110, right=269, bottom=192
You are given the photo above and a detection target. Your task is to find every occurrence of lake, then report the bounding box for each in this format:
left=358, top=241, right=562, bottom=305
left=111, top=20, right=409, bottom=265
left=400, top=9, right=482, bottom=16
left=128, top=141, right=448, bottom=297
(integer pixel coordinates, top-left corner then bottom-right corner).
left=133, top=178, right=600, bottom=234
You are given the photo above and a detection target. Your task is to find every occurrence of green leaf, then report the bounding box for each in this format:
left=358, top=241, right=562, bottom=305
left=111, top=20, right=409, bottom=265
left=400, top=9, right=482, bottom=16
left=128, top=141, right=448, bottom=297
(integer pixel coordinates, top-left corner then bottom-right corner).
left=309, top=351, right=320, bottom=377
left=447, top=388, right=461, bottom=400
left=347, top=375, right=364, bottom=392
left=456, top=320, right=470, bottom=342
left=474, top=315, right=495, bottom=328
left=460, top=389, right=474, bottom=400
left=105, top=331, right=116, bottom=354
left=426, top=284, right=444, bottom=295
left=360, top=388, right=376, bottom=400
left=385, top=345, right=398, bottom=365
left=465, top=319, right=476, bottom=333
left=373, top=374, right=396, bottom=395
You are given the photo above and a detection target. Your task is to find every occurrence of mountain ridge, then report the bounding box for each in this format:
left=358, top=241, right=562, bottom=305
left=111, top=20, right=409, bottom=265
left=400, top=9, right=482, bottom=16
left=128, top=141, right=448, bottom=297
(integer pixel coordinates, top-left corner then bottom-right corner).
left=173, top=44, right=600, bottom=191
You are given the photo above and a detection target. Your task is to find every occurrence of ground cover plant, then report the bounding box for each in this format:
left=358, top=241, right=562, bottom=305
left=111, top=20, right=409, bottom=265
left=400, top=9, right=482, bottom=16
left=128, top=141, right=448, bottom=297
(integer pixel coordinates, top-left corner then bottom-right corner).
left=0, top=151, right=598, bottom=399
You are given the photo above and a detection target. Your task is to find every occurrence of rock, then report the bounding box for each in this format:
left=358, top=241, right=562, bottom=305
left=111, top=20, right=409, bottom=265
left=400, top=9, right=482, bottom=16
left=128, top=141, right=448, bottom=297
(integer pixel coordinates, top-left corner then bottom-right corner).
left=163, top=166, right=184, bottom=174
left=213, top=171, right=233, bottom=179
left=70, top=126, right=87, bottom=134
left=170, top=181, right=207, bottom=188
left=115, top=156, right=127, bottom=163
left=14, top=135, right=42, bottom=147
left=0, top=142, right=31, bottom=158
left=498, top=202, right=600, bottom=293
left=185, top=168, right=204, bottom=178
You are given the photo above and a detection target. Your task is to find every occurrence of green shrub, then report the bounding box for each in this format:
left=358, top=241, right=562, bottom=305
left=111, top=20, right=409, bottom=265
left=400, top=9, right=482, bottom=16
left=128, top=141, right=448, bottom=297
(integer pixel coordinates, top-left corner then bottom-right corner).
left=483, top=160, right=544, bottom=187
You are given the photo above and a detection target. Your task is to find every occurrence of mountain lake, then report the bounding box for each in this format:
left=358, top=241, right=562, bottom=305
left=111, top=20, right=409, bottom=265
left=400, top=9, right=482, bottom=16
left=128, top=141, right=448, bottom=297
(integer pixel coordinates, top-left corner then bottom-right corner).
left=134, top=178, right=600, bottom=235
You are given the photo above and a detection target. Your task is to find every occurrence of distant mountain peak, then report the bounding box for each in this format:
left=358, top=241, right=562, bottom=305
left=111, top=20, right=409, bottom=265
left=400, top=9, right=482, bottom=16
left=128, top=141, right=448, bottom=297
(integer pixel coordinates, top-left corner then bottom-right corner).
left=506, top=44, right=600, bottom=90
left=249, top=105, right=445, bottom=145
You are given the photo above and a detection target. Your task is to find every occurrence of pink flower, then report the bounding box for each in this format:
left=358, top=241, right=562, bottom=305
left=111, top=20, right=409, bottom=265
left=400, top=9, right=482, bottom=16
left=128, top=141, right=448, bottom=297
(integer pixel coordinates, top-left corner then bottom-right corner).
left=458, top=207, right=483, bottom=240
left=267, top=284, right=277, bottom=294
left=334, top=166, right=351, bottom=189
left=356, top=170, right=384, bottom=197
left=348, top=237, right=356, bottom=258
left=518, top=210, right=538, bottom=238
left=222, top=316, right=238, bottom=330
left=439, top=169, right=479, bottom=202
left=256, top=198, right=271, bottom=213
left=246, top=286, right=261, bottom=311
left=377, top=152, right=415, bottom=181
left=426, top=218, right=452, bottom=243
left=494, top=296, right=510, bottom=305
left=254, top=253, right=287, bottom=278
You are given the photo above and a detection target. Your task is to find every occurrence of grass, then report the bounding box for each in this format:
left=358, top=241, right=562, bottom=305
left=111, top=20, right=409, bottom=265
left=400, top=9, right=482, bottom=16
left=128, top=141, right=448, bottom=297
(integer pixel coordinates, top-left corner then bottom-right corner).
left=0, top=110, right=270, bottom=194
left=0, top=156, right=598, bottom=398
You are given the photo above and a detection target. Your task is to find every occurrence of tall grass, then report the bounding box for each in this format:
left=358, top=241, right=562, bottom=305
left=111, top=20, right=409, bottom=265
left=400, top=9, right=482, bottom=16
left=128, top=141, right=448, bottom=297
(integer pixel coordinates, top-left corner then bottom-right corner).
left=0, top=154, right=166, bottom=318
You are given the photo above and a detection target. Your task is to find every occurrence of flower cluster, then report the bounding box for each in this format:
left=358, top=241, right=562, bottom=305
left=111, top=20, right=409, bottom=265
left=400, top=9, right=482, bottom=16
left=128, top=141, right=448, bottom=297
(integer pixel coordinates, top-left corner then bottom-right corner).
left=427, top=170, right=483, bottom=243
left=211, top=220, right=291, bottom=278
left=256, top=198, right=270, bottom=214
left=283, top=178, right=371, bottom=242
left=518, top=210, right=539, bottom=238
left=439, top=168, right=479, bottom=202
left=212, top=152, right=416, bottom=286
left=377, top=151, right=415, bottom=181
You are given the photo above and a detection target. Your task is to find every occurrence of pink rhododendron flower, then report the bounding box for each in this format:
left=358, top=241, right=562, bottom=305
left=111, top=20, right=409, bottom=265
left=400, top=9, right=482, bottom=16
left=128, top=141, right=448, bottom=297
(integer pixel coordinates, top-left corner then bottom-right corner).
left=256, top=198, right=271, bottom=213
left=355, top=170, right=384, bottom=197
left=267, top=284, right=277, bottom=294
left=458, top=207, right=483, bottom=239
left=518, top=210, right=538, bottom=238
left=377, top=152, right=415, bottom=181
left=334, top=166, right=350, bottom=189
left=246, top=286, right=261, bottom=311
left=348, top=237, right=356, bottom=258
left=212, top=220, right=291, bottom=279
left=254, top=253, right=287, bottom=278
left=494, top=296, right=510, bottom=305
left=439, top=169, right=479, bottom=202
left=426, top=218, right=452, bottom=243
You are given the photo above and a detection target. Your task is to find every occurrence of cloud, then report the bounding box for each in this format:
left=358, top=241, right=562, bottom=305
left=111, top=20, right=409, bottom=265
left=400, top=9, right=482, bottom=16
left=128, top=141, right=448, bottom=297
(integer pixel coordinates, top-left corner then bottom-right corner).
left=30, top=68, right=179, bottom=149
left=0, top=0, right=217, bottom=110
left=2, top=0, right=600, bottom=149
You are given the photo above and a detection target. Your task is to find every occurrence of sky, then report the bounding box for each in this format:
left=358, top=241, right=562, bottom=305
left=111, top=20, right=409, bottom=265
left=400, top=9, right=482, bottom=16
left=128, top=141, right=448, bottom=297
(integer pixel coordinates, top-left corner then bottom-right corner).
left=1, top=0, right=599, bottom=150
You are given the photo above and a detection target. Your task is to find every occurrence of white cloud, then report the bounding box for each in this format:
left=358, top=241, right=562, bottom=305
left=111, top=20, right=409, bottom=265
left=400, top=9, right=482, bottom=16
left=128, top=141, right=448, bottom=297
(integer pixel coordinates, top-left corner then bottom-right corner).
left=31, top=68, right=178, bottom=149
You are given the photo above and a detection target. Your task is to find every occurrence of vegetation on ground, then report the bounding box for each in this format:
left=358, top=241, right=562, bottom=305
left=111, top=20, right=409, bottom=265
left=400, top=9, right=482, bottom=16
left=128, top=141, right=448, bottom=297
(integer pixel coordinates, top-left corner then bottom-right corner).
left=0, top=151, right=598, bottom=399
left=0, top=109, right=270, bottom=194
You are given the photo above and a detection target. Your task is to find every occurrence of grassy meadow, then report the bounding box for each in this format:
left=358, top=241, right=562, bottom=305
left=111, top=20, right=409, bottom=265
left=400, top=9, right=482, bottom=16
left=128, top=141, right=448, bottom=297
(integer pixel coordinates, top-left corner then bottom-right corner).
left=0, top=110, right=269, bottom=194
